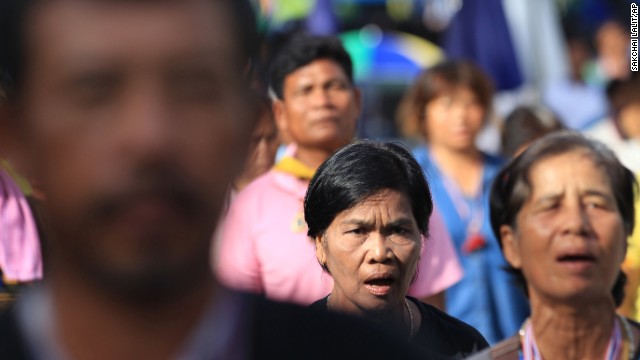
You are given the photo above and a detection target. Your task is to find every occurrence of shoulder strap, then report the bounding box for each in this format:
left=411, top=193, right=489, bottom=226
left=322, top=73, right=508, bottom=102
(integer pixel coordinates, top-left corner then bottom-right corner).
left=470, top=335, right=520, bottom=360
left=490, top=335, right=520, bottom=360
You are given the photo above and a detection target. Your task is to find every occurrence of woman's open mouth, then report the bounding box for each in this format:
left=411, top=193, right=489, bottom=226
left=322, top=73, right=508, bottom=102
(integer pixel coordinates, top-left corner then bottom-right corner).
left=364, top=276, right=395, bottom=296
left=556, top=252, right=597, bottom=272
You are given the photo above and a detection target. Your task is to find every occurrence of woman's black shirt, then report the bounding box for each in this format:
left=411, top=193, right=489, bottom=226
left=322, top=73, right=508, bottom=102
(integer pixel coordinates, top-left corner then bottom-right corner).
left=310, top=296, right=489, bottom=359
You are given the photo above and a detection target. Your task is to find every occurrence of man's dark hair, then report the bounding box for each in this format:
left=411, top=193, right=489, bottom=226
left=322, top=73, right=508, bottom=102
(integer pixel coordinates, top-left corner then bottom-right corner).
left=0, top=0, right=258, bottom=100
left=489, top=131, right=638, bottom=306
left=304, top=141, right=433, bottom=241
left=269, top=34, right=353, bottom=100
left=501, top=106, right=564, bottom=158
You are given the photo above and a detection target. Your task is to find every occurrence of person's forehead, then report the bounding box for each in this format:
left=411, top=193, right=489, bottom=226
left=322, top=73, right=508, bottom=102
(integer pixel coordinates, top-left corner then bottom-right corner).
left=26, top=0, right=239, bottom=66
left=432, top=85, right=477, bottom=99
left=339, top=190, right=412, bottom=218
left=527, top=152, right=611, bottom=194
left=285, top=59, right=348, bottom=85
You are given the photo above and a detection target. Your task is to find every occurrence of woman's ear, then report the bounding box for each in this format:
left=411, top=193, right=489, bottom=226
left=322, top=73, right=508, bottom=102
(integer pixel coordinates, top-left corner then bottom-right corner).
left=314, top=235, right=326, bottom=267
left=500, top=225, right=522, bottom=269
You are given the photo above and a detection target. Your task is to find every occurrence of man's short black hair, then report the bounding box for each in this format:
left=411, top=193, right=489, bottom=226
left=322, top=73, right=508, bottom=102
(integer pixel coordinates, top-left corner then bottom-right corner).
left=0, top=0, right=258, bottom=100
left=304, top=141, right=433, bottom=240
left=269, top=34, right=353, bottom=100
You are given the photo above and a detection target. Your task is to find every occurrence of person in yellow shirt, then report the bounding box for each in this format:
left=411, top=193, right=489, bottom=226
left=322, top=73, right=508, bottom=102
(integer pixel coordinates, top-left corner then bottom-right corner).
left=620, top=173, right=640, bottom=320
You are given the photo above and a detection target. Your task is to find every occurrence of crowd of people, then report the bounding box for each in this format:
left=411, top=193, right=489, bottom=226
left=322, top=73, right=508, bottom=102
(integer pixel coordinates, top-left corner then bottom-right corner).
left=0, top=0, right=639, bottom=359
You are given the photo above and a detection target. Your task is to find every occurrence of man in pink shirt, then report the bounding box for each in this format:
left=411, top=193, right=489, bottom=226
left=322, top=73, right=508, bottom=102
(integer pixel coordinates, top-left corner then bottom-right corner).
left=217, top=34, right=462, bottom=307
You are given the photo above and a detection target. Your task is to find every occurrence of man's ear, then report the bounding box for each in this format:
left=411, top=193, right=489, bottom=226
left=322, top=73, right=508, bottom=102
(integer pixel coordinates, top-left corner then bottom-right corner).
left=500, top=225, right=522, bottom=270
left=272, top=99, right=288, bottom=134
left=352, top=86, right=362, bottom=117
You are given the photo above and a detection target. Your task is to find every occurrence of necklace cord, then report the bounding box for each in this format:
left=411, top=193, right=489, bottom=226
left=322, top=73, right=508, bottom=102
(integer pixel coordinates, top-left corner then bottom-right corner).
left=405, top=298, right=414, bottom=341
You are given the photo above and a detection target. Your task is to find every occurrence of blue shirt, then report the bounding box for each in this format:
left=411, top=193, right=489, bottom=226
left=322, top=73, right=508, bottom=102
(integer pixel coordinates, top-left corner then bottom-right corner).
left=414, top=146, right=529, bottom=344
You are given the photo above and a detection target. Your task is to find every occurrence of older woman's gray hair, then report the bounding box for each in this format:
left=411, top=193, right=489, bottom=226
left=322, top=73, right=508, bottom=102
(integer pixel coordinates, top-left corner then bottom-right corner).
left=489, top=131, right=638, bottom=306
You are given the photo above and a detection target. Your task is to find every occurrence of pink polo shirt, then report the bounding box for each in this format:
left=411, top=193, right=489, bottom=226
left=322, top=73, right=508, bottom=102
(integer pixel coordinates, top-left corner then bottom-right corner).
left=217, top=169, right=463, bottom=305
left=0, top=168, right=42, bottom=282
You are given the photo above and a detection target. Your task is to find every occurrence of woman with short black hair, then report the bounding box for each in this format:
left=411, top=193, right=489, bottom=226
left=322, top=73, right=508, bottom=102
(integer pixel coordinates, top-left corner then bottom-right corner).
left=305, top=141, right=488, bottom=358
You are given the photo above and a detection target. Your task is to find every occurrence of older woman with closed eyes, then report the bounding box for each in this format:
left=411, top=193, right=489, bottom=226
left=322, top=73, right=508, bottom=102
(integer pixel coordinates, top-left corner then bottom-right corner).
left=304, top=141, right=488, bottom=359
left=472, top=132, right=640, bottom=360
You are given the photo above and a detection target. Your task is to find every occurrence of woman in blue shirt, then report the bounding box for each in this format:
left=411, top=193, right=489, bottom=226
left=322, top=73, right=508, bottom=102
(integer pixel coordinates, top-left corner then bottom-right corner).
left=397, top=61, right=529, bottom=344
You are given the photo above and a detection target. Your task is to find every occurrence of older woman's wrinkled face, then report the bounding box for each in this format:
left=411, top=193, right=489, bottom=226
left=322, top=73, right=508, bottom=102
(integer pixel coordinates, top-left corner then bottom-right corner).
left=316, top=189, right=421, bottom=314
left=501, top=151, right=627, bottom=305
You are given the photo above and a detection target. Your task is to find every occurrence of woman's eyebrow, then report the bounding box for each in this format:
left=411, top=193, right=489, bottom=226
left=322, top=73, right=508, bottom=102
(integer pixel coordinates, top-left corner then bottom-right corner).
left=581, top=189, right=614, bottom=199
left=385, top=218, right=414, bottom=228
left=341, top=217, right=413, bottom=227
left=341, top=219, right=373, bottom=227
left=534, top=189, right=615, bottom=204
left=534, top=192, right=563, bottom=204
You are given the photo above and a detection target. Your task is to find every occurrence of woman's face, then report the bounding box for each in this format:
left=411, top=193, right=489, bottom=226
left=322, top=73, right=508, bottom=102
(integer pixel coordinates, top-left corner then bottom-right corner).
left=243, top=112, right=279, bottom=180
left=423, top=86, right=485, bottom=152
left=501, top=151, right=627, bottom=305
left=316, top=189, right=422, bottom=314
left=618, top=102, right=640, bottom=139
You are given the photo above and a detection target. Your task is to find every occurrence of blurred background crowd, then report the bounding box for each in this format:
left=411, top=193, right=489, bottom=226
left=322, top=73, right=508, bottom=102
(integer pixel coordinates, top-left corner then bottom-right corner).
left=255, top=0, right=638, bottom=160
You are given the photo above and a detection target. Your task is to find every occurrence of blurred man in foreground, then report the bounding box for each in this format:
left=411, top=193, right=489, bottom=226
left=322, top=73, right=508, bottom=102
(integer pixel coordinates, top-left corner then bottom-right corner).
left=0, top=1, right=429, bottom=359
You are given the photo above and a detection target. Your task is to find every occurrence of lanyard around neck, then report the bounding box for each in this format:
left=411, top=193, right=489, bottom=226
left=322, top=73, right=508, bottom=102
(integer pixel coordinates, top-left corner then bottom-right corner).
left=520, top=316, right=634, bottom=360
left=426, top=150, right=485, bottom=234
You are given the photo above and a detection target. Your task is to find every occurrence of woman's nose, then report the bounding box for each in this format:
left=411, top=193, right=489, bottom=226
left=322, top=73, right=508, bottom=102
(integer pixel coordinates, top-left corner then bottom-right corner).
left=560, top=203, right=594, bottom=238
left=453, top=102, right=474, bottom=122
left=367, top=233, right=393, bottom=264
